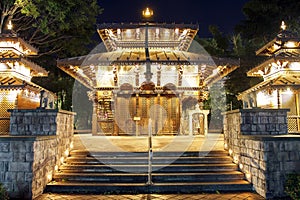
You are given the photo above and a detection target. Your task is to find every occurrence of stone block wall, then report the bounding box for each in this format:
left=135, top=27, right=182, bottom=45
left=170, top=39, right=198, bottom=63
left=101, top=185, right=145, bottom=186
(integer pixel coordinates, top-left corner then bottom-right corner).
left=240, top=109, right=289, bottom=135
left=223, top=109, right=300, bottom=199
left=0, top=109, right=74, bottom=199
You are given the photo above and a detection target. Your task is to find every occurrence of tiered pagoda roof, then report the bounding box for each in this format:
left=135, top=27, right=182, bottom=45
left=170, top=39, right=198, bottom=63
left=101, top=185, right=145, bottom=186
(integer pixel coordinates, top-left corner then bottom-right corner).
left=0, top=34, right=49, bottom=91
left=97, top=23, right=199, bottom=52
left=238, top=22, right=300, bottom=99
left=58, top=23, right=238, bottom=90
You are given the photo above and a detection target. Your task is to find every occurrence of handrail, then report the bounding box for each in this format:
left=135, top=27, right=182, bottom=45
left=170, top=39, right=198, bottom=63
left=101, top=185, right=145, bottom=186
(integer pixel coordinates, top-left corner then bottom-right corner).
left=147, top=118, right=153, bottom=185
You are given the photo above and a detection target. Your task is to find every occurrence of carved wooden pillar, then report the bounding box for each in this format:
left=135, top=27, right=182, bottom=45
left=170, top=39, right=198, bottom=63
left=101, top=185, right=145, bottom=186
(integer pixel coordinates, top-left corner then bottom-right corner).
left=87, top=91, right=98, bottom=135
left=113, top=93, right=119, bottom=135
left=135, top=65, right=139, bottom=87
left=157, top=65, right=161, bottom=86
left=178, top=65, right=183, bottom=86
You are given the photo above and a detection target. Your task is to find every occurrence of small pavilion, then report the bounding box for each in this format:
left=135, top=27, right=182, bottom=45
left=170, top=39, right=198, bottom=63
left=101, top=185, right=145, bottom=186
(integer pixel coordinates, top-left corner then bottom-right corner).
left=238, top=22, right=300, bottom=133
left=0, top=29, right=55, bottom=134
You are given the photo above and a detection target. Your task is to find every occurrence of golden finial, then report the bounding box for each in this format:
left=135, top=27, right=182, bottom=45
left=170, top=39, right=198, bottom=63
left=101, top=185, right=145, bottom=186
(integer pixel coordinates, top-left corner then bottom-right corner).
left=280, top=21, right=286, bottom=30
left=142, top=7, right=153, bottom=18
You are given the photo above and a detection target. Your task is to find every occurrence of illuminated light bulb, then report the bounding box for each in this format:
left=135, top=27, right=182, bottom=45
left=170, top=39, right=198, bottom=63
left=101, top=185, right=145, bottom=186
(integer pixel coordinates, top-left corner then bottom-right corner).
left=234, top=155, right=239, bottom=163
left=47, top=173, right=52, bottom=181
left=229, top=149, right=233, bottom=155
left=224, top=143, right=228, bottom=149
left=246, top=172, right=251, bottom=180
left=7, top=20, right=13, bottom=30
left=65, top=149, right=69, bottom=157
left=60, top=157, right=64, bottom=164
left=70, top=142, right=74, bottom=149
left=54, top=165, right=59, bottom=171
left=285, top=87, right=293, bottom=95
left=281, top=21, right=286, bottom=30
left=239, top=163, right=244, bottom=170
left=285, top=41, right=296, bottom=48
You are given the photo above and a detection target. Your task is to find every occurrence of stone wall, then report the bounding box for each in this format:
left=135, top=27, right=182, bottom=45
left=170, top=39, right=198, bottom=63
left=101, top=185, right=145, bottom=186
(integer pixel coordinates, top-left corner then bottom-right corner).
left=223, top=109, right=300, bottom=199
left=0, top=109, right=74, bottom=199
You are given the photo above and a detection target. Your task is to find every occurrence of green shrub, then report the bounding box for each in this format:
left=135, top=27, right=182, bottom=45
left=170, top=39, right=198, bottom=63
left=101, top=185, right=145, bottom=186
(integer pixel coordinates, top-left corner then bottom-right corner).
left=0, top=183, right=8, bottom=200
left=285, top=173, right=300, bottom=200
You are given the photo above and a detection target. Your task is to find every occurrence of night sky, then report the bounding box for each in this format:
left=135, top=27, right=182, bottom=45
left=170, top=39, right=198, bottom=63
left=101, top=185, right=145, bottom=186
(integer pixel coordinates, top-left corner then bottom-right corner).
left=97, top=0, right=249, bottom=37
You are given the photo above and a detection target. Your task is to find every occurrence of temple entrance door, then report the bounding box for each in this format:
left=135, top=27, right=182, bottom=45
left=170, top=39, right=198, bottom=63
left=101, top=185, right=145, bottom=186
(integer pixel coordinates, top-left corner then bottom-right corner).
left=138, top=95, right=180, bottom=135
left=114, top=96, right=136, bottom=135
left=113, top=95, right=180, bottom=136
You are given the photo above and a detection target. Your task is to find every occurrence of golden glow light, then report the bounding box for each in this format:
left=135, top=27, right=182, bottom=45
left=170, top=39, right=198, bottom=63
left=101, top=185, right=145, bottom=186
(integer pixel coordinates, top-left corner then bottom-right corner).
left=54, top=165, right=59, bottom=171
left=60, top=157, right=64, bottom=164
left=289, top=62, right=300, bottom=70
left=233, top=155, right=239, bottom=164
left=70, top=142, right=74, bottom=149
left=64, top=149, right=69, bottom=157
left=142, top=7, right=153, bottom=18
left=224, top=143, right=228, bottom=149
left=281, top=21, right=286, bottom=30
left=47, top=173, right=52, bottom=181
left=285, top=41, right=296, bottom=48
left=7, top=20, right=13, bottom=30
left=285, top=87, right=293, bottom=95
left=239, top=163, right=244, bottom=170
left=229, top=149, right=233, bottom=155
left=246, top=172, right=251, bottom=180
left=257, top=90, right=277, bottom=108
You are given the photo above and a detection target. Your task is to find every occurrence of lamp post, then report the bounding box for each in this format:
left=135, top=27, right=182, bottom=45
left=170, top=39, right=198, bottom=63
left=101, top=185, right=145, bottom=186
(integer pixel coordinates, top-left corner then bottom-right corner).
left=142, top=7, right=153, bottom=83
left=142, top=7, right=154, bottom=185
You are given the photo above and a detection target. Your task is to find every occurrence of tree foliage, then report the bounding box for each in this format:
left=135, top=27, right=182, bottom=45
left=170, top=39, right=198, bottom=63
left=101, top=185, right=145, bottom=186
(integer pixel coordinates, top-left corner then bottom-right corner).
left=198, top=0, right=300, bottom=111
left=1, top=0, right=101, bottom=56
left=236, top=0, right=300, bottom=45
left=1, top=0, right=102, bottom=111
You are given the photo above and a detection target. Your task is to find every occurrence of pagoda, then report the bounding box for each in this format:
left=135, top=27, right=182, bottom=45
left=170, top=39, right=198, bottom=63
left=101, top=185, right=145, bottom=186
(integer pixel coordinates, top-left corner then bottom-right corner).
left=238, top=22, right=300, bottom=133
left=58, top=8, right=239, bottom=136
left=0, top=24, right=55, bottom=134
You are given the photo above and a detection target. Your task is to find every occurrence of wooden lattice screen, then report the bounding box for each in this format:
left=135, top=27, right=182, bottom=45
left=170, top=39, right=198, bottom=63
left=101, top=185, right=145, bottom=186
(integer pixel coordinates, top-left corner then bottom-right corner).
left=0, top=91, right=15, bottom=135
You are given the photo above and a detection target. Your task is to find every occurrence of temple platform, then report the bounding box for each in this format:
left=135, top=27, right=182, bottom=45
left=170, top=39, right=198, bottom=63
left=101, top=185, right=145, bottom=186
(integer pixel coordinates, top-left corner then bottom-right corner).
left=73, top=132, right=225, bottom=152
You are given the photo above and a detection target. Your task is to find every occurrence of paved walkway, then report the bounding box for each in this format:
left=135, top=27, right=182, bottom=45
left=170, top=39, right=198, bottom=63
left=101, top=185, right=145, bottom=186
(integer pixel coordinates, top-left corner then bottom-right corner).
left=36, top=134, right=265, bottom=200
left=36, top=192, right=265, bottom=200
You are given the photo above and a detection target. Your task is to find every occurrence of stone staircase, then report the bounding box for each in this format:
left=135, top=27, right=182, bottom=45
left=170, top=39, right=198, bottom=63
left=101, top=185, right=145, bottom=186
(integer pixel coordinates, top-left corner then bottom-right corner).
left=45, top=150, right=253, bottom=194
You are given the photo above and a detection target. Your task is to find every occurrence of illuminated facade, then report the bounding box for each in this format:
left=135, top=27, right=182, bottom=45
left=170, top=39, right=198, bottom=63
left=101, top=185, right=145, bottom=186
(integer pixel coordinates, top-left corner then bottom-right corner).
left=58, top=22, right=238, bottom=136
left=0, top=33, right=55, bottom=134
left=238, top=22, right=300, bottom=133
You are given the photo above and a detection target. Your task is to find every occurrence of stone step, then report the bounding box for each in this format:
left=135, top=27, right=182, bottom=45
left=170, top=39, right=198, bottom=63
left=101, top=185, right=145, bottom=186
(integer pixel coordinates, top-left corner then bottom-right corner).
left=45, top=180, right=253, bottom=194
left=65, top=156, right=233, bottom=165
left=70, top=150, right=229, bottom=158
left=59, top=163, right=239, bottom=173
left=53, top=171, right=246, bottom=183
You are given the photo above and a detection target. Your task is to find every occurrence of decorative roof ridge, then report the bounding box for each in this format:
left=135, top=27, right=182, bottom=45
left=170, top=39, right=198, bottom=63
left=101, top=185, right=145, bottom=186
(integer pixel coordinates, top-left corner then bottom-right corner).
left=0, top=34, right=39, bottom=55
left=97, top=22, right=199, bottom=30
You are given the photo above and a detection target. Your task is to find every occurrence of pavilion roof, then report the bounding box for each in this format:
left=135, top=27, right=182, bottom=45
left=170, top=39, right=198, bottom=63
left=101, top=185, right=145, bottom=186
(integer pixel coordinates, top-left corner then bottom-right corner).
left=0, top=74, right=54, bottom=96
left=0, top=57, right=48, bottom=77
left=256, top=30, right=300, bottom=57
left=247, top=56, right=300, bottom=77
left=57, top=49, right=239, bottom=89
left=97, top=23, right=199, bottom=52
left=0, top=35, right=38, bottom=56
left=238, top=69, right=300, bottom=100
